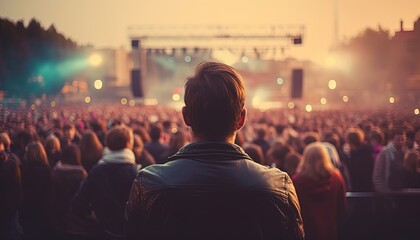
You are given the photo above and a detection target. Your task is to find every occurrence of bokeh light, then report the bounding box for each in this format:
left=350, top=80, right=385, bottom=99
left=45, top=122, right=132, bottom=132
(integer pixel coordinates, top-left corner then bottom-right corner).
left=94, top=79, right=103, bottom=90
left=50, top=101, right=56, bottom=107
left=241, top=56, right=249, bottom=63
left=84, top=96, right=91, bottom=103
left=276, top=77, right=284, bottom=85
left=129, top=99, right=136, bottom=107
left=184, top=55, right=192, bottom=63
left=171, top=127, right=178, bottom=134
left=172, top=93, right=181, bottom=102
left=120, top=97, right=128, bottom=105
left=305, top=104, right=312, bottom=112
left=328, top=80, right=337, bottom=90
left=389, top=97, right=395, bottom=104
left=288, top=102, right=295, bottom=109
left=31, top=104, right=36, bottom=110
left=343, top=96, right=349, bottom=103
left=414, top=108, right=420, bottom=115
left=320, top=98, right=327, bottom=105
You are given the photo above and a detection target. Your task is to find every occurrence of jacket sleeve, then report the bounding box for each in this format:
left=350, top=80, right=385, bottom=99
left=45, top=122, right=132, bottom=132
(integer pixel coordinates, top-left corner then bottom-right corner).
left=71, top=175, right=93, bottom=217
left=287, top=176, right=305, bottom=240
left=125, top=175, right=143, bottom=240
left=373, top=151, right=388, bottom=192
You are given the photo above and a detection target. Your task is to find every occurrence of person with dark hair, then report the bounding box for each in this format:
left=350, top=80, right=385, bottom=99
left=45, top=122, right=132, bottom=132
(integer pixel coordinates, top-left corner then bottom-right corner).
left=369, top=128, right=384, bottom=162
left=72, top=126, right=137, bottom=240
left=252, top=128, right=271, bottom=156
left=0, top=142, right=22, bottom=240
left=413, top=126, right=420, bottom=152
left=52, top=144, right=99, bottom=239
left=160, top=130, right=188, bottom=163
left=373, top=128, right=407, bottom=192
left=90, top=119, right=107, bottom=146
left=284, top=152, right=302, bottom=177
left=60, top=123, right=81, bottom=149
left=132, top=133, right=155, bottom=168
left=243, top=143, right=265, bottom=165
left=401, top=150, right=420, bottom=188
left=144, top=124, right=169, bottom=164
left=20, top=141, right=52, bottom=240
left=79, top=130, right=103, bottom=173
left=340, top=127, right=374, bottom=192
left=125, top=62, right=304, bottom=239
left=13, top=130, right=34, bottom=165
left=302, top=131, right=320, bottom=150
left=266, top=142, right=293, bottom=170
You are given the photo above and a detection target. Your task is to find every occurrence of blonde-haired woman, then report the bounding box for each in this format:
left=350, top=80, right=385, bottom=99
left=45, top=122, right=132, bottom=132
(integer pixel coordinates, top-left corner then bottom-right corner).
left=20, top=141, right=53, bottom=239
left=44, top=134, right=62, bottom=167
left=292, top=142, right=346, bottom=240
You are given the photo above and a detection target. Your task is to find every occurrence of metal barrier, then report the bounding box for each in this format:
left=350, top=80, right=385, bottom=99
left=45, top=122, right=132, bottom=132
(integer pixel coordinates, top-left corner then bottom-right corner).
left=342, top=189, right=420, bottom=240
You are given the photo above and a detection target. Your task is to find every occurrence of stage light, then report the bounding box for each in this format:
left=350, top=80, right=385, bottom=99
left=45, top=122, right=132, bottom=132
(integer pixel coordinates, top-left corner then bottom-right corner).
left=88, top=54, right=102, bottom=66
left=252, top=96, right=261, bottom=108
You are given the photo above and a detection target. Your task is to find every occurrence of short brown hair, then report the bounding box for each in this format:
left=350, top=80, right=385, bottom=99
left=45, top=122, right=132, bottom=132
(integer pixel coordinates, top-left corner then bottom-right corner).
left=62, top=144, right=82, bottom=165
left=105, top=126, right=133, bottom=151
left=184, top=62, right=245, bottom=140
left=346, top=127, right=365, bottom=147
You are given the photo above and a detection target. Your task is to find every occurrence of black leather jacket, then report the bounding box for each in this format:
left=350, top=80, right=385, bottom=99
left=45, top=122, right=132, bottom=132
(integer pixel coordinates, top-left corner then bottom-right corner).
left=125, top=142, right=304, bottom=240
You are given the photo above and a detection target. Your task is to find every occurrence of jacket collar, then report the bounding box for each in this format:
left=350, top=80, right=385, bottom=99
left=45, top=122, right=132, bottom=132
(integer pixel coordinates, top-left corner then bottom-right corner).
left=98, top=148, right=135, bottom=165
left=167, top=141, right=252, bottom=162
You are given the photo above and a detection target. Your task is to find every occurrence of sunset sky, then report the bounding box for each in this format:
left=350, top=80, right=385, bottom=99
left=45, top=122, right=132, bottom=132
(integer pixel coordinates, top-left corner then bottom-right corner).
left=1, top=0, right=419, bottom=65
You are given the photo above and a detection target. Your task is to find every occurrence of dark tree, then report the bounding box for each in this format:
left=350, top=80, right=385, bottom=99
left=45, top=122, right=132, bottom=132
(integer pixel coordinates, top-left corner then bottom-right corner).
left=0, top=17, right=79, bottom=98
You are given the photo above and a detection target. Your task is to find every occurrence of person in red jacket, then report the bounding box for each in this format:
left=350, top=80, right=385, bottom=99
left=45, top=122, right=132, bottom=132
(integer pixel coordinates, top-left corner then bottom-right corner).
left=293, top=142, right=347, bottom=240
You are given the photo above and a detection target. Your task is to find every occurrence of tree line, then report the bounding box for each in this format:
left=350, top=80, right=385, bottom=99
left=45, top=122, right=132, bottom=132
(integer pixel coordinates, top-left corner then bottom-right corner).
left=333, top=18, right=420, bottom=100
left=1, top=17, right=419, bottom=100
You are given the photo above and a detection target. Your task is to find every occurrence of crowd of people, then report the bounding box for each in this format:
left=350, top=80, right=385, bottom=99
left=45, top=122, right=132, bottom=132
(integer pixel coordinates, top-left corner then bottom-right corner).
left=1, top=68, right=420, bottom=239
left=0, top=104, right=418, bottom=240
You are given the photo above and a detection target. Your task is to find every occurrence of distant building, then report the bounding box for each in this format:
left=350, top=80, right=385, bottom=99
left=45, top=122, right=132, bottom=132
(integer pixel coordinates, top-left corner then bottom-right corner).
left=393, top=17, right=420, bottom=41
left=391, top=17, right=420, bottom=98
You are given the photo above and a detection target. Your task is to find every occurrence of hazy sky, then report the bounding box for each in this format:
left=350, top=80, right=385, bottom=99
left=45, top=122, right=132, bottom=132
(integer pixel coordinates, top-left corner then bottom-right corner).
left=1, top=0, right=419, bottom=64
